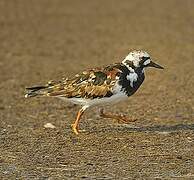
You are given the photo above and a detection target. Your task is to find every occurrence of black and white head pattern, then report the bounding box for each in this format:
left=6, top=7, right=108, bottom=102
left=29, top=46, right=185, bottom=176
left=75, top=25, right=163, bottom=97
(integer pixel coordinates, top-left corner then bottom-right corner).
left=122, top=50, right=151, bottom=72
left=118, top=50, right=150, bottom=95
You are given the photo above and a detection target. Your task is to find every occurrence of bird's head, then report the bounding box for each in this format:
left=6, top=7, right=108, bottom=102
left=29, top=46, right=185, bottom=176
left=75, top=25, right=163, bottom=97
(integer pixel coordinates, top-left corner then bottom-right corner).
left=122, top=50, right=164, bottom=72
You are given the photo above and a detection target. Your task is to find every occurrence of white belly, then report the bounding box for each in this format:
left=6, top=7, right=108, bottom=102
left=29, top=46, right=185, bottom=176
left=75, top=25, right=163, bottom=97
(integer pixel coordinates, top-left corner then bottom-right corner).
left=59, top=92, right=128, bottom=108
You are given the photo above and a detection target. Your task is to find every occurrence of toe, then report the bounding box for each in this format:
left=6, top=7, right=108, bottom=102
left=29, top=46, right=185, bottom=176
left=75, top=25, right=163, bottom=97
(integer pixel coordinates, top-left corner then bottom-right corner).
left=71, top=124, right=79, bottom=135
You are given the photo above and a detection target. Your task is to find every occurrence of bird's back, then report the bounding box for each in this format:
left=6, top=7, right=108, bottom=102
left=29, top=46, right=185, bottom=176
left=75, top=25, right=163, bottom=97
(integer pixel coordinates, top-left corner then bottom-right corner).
left=25, top=63, right=125, bottom=99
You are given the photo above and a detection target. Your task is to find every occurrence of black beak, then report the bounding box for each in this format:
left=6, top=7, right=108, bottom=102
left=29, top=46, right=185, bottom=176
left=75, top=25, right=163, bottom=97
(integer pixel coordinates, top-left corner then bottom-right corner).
left=148, top=61, right=164, bottom=69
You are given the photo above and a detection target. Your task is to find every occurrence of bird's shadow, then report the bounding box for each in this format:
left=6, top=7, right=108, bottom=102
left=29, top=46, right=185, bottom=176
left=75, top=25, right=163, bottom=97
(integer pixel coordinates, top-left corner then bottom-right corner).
left=96, top=123, right=194, bottom=133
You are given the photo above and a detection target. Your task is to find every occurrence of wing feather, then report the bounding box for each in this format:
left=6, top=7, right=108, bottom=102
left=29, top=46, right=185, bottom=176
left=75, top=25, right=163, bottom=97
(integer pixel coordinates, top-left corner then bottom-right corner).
left=46, top=63, right=122, bottom=99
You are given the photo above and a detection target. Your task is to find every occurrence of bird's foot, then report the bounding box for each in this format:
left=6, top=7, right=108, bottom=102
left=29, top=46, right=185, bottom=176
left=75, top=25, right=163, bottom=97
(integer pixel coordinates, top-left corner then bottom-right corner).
left=99, top=109, right=136, bottom=123
left=112, top=114, right=132, bottom=123
left=71, top=123, right=79, bottom=135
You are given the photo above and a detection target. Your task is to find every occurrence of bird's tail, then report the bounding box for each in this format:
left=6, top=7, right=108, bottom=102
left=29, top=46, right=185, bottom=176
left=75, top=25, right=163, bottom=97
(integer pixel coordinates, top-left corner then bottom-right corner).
left=25, top=85, right=49, bottom=98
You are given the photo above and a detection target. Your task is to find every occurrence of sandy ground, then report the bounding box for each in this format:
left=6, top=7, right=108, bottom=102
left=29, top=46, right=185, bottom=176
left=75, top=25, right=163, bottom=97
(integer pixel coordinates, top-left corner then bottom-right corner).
left=0, top=0, right=194, bottom=179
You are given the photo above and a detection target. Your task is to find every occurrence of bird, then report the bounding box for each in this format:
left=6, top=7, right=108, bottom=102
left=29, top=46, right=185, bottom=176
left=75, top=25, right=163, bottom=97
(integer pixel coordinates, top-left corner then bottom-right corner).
left=25, top=50, right=164, bottom=135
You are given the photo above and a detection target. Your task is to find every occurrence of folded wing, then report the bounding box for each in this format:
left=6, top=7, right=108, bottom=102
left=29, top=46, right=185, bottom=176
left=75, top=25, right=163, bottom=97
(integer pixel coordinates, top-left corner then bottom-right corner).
left=25, top=63, right=122, bottom=99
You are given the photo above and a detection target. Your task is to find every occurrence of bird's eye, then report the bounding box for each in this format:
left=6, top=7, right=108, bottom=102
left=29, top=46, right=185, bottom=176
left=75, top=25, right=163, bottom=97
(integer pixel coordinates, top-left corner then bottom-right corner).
left=142, top=56, right=150, bottom=61
left=141, top=56, right=151, bottom=66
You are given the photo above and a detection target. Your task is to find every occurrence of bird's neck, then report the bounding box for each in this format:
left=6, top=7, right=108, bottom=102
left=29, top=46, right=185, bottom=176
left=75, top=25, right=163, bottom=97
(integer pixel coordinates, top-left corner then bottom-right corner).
left=119, top=65, right=145, bottom=96
left=134, top=66, right=145, bottom=76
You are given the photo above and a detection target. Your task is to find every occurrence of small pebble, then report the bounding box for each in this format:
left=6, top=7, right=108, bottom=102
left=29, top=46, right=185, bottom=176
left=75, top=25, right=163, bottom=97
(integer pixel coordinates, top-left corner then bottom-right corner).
left=44, top=123, right=56, bottom=129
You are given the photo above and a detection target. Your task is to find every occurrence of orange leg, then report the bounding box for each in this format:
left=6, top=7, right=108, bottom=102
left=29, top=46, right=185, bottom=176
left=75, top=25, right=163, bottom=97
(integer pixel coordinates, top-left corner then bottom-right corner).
left=71, top=108, right=85, bottom=135
left=99, top=108, right=136, bottom=123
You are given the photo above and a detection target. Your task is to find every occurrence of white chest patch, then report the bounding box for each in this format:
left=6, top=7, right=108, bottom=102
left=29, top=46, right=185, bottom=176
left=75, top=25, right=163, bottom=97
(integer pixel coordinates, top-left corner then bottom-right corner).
left=126, top=72, right=138, bottom=87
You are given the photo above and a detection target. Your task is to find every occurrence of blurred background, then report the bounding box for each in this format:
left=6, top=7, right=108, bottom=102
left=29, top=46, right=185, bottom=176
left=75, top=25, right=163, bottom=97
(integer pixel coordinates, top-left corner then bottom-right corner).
left=0, top=0, right=194, bottom=179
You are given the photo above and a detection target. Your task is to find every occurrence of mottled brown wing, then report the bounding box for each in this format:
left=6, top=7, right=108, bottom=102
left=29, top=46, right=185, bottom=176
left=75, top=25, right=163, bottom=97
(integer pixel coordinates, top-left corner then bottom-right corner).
left=47, top=63, right=122, bottom=99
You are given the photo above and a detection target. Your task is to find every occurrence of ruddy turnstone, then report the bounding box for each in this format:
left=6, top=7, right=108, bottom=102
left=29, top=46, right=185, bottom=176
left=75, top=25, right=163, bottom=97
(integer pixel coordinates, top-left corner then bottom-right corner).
left=25, top=50, right=164, bottom=135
